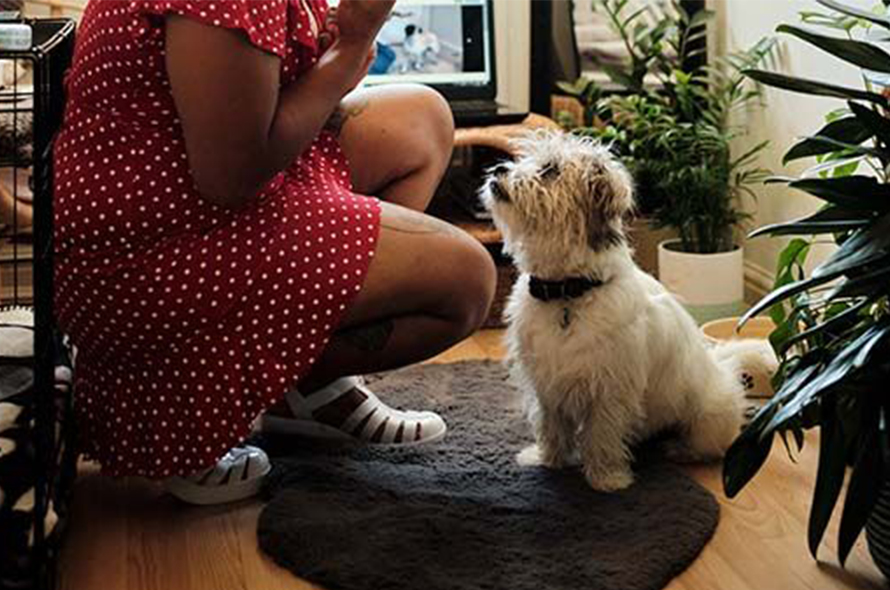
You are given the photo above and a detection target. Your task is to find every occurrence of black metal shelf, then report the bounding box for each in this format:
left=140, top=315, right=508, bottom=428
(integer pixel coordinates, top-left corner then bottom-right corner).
left=1, top=18, right=76, bottom=590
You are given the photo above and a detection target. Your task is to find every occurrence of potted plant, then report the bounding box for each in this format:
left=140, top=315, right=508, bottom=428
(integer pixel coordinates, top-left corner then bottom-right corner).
left=556, top=0, right=773, bottom=322
left=651, top=110, right=769, bottom=324
left=723, top=0, right=890, bottom=576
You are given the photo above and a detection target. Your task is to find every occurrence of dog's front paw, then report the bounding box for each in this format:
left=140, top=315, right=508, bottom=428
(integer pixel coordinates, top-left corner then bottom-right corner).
left=584, top=466, right=634, bottom=492
left=540, top=447, right=571, bottom=469
left=517, top=444, right=571, bottom=469
left=516, top=444, right=544, bottom=467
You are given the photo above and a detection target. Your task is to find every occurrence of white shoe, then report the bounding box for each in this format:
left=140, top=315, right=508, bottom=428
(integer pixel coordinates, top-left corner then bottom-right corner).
left=259, top=376, right=447, bottom=446
left=164, top=445, right=271, bottom=506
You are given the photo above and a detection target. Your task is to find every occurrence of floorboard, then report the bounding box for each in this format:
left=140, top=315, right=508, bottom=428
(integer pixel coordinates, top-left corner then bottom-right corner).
left=59, top=330, right=885, bottom=590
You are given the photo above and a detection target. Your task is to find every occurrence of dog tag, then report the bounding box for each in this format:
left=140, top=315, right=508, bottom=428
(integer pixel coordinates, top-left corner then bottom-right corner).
left=561, top=307, right=572, bottom=330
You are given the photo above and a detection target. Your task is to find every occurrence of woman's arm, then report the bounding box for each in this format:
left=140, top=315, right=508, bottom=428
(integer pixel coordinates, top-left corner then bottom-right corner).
left=164, top=1, right=393, bottom=209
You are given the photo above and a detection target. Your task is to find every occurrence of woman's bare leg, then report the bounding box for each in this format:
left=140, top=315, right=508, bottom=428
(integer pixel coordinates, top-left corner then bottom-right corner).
left=304, top=201, right=494, bottom=383
left=292, top=201, right=496, bottom=430
left=335, top=84, right=455, bottom=212
left=312, top=83, right=480, bottom=382
left=277, top=85, right=493, bottom=433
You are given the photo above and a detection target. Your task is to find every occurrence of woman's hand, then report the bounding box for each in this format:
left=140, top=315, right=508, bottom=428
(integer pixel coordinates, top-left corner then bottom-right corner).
left=318, top=2, right=387, bottom=94
left=334, top=0, right=395, bottom=50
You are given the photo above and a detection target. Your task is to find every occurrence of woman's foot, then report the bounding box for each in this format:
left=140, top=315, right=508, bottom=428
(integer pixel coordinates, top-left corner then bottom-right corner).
left=164, top=445, right=271, bottom=506
left=259, top=376, right=447, bottom=446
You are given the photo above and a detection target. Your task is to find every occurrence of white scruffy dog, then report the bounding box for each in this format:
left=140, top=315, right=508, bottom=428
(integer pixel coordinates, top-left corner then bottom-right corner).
left=480, top=131, right=772, bottom=492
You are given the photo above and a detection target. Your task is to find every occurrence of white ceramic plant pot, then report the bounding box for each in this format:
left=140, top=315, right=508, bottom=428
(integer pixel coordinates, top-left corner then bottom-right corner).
left=658, top=239, right=746, bottom=325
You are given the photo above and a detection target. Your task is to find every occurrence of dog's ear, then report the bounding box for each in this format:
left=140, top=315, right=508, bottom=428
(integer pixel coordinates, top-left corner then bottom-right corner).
left=585, top=164, right=633, bottom=251
left=586, top=200, right=624, bottom=251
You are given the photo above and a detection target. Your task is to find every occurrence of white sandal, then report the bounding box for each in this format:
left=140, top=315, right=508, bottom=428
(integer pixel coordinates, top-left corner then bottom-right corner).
left=259, top=376, right=447, bottom=446
left=164, top=445, right=271, bottom=506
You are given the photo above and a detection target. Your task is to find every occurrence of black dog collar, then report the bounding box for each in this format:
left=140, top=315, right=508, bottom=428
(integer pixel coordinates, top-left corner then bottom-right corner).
left=529, top=276, right=605, bottom=302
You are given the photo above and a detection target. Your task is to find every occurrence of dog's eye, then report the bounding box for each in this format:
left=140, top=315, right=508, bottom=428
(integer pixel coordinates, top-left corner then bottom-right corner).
left=489, top=162, right=511, bottom=176
left=540, top=162, right=560, bottom=181
left=490, top=179, right=510, bottom=203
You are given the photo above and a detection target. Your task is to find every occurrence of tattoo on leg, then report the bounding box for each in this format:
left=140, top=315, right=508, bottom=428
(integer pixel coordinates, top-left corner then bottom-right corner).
left=339, top=319, right=395, bottom=352
left=381, top=205, right=465, bottom=237
left=325, top=97, right=371, bottom=137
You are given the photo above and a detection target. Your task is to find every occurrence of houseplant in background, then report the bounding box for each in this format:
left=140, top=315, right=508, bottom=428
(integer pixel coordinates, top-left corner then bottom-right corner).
left=557, top=0, right=773, bottom=322
left=723, top=0, right=890, bottom=577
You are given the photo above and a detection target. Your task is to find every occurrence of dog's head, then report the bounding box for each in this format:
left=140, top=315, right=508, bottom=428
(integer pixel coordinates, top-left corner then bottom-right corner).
left=480, top=130, right=635, bottom=271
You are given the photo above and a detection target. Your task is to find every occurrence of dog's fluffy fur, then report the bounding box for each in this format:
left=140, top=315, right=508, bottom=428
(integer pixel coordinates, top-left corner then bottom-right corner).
left=480, top=131, right=774, bottom=492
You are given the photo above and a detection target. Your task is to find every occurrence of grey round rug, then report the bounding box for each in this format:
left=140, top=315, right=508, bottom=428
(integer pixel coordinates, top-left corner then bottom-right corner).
left=257, top=361, right=719, bottom=590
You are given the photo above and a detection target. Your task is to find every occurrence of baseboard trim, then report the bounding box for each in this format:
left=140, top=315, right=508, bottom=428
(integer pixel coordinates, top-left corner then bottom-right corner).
left=745, top=261, right=774, bottom=304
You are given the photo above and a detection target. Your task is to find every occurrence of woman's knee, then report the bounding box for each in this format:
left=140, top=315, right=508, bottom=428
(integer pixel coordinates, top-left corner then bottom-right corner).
left=402, top=85, right=455, bottom=171
left=346, top=205, right=496, bottom=334
left=440, top=236, right=497, bottom=336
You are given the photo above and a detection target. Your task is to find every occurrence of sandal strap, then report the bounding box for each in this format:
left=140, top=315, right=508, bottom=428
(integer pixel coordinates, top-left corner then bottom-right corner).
left=340, top=396, right=381, bottom=434
left=340, top=382, right=416, bottom=442
left=382, top=416, right=401, bottom=443
left=271, top=376, right=446, bottom=445
left=186, top=446, right=265, bottom=486
left=356, top=401, right=390, bottom=440
left=285, top=376, right=359, bottom=417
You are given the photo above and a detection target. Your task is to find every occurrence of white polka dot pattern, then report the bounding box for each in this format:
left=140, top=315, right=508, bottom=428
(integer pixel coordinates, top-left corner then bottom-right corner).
left=53, top=0, right=381, bottom=479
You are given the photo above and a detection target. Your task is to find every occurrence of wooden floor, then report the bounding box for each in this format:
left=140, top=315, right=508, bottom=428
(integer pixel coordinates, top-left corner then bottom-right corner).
left=59, top=330, right=886, bottom=590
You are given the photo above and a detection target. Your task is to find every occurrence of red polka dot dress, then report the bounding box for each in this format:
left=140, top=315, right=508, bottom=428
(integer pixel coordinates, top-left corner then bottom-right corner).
left=53, top=0, right=381, bottom=479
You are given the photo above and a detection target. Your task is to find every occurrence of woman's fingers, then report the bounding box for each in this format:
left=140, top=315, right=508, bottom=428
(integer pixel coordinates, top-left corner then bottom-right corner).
left=336, top=0, right=396, bottom=47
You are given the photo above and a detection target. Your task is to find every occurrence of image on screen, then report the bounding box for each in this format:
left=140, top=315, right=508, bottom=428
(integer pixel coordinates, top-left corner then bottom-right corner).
left=328, top=0, right=489, bottom=87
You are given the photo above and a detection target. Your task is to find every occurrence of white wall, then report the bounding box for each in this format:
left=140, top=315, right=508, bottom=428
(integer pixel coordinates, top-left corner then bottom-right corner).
left=495, top=0, right=531, bottom=111
left=714, top=0, right=860, bottom=293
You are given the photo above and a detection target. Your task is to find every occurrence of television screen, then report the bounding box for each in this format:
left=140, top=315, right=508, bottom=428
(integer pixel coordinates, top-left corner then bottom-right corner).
left=328, top=0, right=490, bottom=88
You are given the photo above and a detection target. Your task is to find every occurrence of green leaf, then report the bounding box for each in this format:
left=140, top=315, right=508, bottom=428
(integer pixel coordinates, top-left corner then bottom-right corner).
left=762, top=324, right=890, bottom=436
left=723, top=404, right=778, bottom=497
left=687, top=7, right=714, bottom=30
left=745, top=359, right=827, bottom=444
left=777, top=25, right=890, bottom=72
left=783, top=116, right=873, bottom=164
left=779, top=299, right=872, bottom=356
left=603, top=64, right=639, bottom=90
left=769, top=303, right=788, bottom=327
left=765, top=175, right=801, bottom=185
left=770, top=315, right=798, bottom=353
left=815, top=0, right=890, bottom=30
left=808, top=401, right=848, bottom=559
left=832, top=159, right=862, bottom=177
left=749, top=207, right=872, bottom=238
left=826, top=107, right=853, bottom=123
left=789, top=176, right=890, bottom=211
left=742, top=273, right=844, bottom=327
left=733, top=140, right=771, bottom=170
left=838, top=431, right=884, bottom=566
left=778, top=238, right=812, bottom=271
left=848, top=101, right=890, bottom=147
left=793, top=136, right=884, bottom=160
left=813, top=214, right=890, bottom=278
left=827, top=265, right=890, bottom=300
left=744, top=70, right=889, bottom=104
